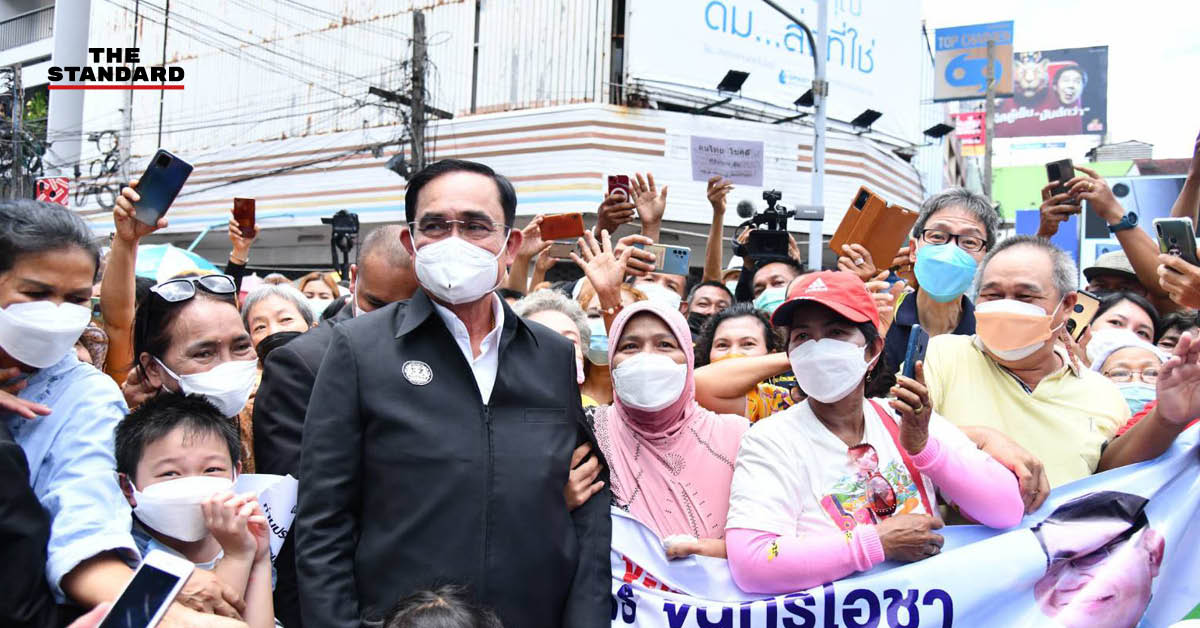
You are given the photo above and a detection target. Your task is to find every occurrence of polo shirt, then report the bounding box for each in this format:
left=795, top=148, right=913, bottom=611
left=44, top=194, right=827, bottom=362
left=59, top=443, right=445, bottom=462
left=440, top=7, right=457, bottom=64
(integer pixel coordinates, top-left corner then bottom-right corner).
left=923, top=334, right=1129, bottom=488
left=883, top=290, right=976, bottom=372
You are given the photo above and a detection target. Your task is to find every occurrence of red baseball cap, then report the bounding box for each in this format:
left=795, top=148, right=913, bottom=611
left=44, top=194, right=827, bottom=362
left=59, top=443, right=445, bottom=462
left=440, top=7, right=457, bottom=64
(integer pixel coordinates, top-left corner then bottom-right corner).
left=769, top=270, right=881, bottom=331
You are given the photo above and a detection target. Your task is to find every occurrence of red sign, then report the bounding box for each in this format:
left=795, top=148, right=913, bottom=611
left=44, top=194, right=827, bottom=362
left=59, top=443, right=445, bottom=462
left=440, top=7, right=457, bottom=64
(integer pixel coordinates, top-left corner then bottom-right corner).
left=36, top=177, right=70, bottom=206
left=951, top=112, right=986, bottom=156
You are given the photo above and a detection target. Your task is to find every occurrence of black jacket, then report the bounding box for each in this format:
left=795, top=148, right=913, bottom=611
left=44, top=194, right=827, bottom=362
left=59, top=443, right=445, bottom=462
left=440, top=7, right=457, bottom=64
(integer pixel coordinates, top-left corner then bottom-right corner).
left=253, top=303, right=353, bottom=628
left=295, top=290, right=611, bottom=627
left=0, top=425, right=60, bottom=627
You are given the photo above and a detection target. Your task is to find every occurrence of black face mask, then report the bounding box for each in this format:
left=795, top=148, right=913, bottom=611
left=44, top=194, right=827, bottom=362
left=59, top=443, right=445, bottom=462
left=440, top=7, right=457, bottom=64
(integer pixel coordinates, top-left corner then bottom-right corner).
left=256, top=330, right=304, bottom=362
left=687, top=311, right=711, bottom=338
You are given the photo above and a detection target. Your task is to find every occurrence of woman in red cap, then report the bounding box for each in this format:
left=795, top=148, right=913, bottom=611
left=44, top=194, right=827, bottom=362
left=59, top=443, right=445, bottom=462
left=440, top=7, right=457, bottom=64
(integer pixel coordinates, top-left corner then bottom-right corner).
left=724, top=271, right=1025, bottom=593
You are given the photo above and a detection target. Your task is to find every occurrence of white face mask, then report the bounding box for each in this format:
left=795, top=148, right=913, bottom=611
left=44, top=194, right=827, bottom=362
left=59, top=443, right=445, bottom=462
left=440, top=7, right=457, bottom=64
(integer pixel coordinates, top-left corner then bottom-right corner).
left=611, top=352, right=687, bottom=411
left=132, top=475, right=234, bottom=542
left=307, top=297, right=334, bottom=320
left=155, top=358, right=259, bottom=417
left=788, top=338, right=877, bottom=403
left=0, top=301, right=92, bottom=369
left=415, top=236, right=506, bottom=305
left=634, top=282, right=683, bottom=312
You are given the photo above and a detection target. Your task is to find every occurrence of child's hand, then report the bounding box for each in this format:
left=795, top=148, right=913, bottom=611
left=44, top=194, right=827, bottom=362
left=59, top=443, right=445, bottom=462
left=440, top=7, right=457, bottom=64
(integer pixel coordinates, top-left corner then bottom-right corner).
left=202, top=491, right=260, bottom=561
left=246, top=501, right=270, bottom=563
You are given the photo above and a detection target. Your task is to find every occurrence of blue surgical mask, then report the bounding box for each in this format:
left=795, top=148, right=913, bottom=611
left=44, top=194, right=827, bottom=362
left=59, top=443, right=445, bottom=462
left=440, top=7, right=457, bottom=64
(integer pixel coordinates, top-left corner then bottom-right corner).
left=587, top=318, right=609, bottom=366
left=913, top=243, right=978, bottom=303
left=754, top=287, right=787, bottom=316
left=725, top=280, right=739, bottom=294
left=1117, top=382, right=1155, bottom=415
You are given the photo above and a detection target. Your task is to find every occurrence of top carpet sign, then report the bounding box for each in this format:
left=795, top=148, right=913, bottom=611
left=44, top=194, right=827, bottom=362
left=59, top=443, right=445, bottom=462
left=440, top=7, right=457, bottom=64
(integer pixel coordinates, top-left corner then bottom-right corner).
left=933, top=21, right=1014, bottom=102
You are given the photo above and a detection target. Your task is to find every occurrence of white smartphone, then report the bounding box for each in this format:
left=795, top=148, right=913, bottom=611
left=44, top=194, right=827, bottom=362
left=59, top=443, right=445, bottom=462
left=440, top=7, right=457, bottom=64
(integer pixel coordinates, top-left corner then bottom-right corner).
left=98, top=549, right=194, bottom=628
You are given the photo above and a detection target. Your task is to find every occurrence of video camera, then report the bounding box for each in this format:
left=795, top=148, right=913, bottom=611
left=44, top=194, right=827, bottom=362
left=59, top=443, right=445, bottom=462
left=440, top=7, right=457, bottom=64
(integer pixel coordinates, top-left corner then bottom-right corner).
left=734, top=190, right=795, bottom=262
left=321, top=209, right=360, bottom=279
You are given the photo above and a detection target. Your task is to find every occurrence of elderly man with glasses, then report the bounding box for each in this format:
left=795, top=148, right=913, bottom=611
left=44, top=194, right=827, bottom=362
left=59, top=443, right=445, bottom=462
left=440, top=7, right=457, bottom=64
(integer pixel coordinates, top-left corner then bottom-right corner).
left=294, top=160, right=610, bottom=628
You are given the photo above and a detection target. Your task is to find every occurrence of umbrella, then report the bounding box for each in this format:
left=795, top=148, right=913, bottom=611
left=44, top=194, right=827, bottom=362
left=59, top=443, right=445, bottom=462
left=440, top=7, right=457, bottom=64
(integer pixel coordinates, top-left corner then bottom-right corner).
left=135, top=244, right=220, bottom=283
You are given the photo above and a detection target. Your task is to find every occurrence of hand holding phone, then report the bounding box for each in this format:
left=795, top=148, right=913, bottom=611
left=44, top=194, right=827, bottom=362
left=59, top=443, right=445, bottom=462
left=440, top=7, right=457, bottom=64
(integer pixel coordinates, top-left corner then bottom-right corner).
left=1155, top=218, right=1200, bottom=267
left=1045, top=159, right=1079, bottom=205
left=538, top=213, right=584, bottom=241
left=902, top=324, right=929, bottom=380
left=232, top=198, right=256, bottom=239
left=1065, top=290, right=1101, bottom=341
left=633, top=243, right=691, bottom=276
left=98, top=550, right=194, bottom=628
left=607, top=175, right=632, bottom=199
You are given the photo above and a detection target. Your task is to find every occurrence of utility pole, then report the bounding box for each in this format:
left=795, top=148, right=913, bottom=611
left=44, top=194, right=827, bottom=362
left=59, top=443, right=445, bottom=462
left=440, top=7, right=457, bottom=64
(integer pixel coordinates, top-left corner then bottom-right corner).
left=122, top=0, right=141, bottom=181
left=156, top=0, right=170, bottom=148
left=11, top=64, right=24, bottom=199
left=983, top=40, right=995, bottom=200
left=411, top=10, right=427, bottom=172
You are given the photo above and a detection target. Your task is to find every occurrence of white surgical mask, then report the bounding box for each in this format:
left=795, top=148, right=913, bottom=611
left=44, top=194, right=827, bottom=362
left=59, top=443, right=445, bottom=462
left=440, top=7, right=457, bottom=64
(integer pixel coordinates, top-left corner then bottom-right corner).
left=0, top=301, right=92, bottom=369
left=307, top=297, right=334, bottom=320
left=132, top=475, right=234, bottom=542
left=156, top=358, right=259, bottom=417
left=634, top=282, right=683, bottom=312
left=611, top=352, right=687, bottom=411
left=788, top=338, right=877, bottom=403
left=415, top=236, right=505, bottom=305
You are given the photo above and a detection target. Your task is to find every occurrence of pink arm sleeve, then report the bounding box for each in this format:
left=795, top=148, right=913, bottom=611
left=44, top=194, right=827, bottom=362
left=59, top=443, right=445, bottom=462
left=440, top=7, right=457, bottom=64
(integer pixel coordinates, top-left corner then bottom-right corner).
left=912, top=436, right=1024, bottom=528
left=726, top=526, right=885, bottom=594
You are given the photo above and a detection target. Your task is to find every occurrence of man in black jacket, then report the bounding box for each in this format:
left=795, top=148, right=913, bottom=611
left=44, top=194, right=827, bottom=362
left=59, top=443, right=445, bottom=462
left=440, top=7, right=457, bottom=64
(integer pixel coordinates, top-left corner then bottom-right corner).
left=296, top=159, right=611, bottom=627
left=0, top=423, right=59, bottom=627
left=253, top=224, right=417, bottom=628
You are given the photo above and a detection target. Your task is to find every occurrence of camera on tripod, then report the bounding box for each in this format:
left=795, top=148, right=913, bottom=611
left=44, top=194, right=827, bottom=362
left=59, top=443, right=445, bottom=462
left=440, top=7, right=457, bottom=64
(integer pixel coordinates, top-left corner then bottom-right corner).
left=321, top=210, right=360, bottom=279
left=734, top=190, right=795, bottom=262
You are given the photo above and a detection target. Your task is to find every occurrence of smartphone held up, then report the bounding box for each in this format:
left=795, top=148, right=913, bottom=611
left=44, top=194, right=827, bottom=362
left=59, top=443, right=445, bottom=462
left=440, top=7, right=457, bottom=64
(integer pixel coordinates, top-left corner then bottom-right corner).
left=133, top=150, right=193, bottom=226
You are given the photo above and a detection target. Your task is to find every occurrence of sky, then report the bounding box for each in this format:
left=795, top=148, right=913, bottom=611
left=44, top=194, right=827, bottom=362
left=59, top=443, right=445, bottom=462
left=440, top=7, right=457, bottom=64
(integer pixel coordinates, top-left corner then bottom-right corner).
left=921, top=0, right=1200, bottom=159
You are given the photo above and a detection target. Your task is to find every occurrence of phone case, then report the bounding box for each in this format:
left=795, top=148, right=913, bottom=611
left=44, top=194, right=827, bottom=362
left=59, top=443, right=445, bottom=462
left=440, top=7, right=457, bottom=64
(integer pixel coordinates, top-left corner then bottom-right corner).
left=1155, top=218, right=1200, bottom=266
left=1066, top=290, right=1101, bottom=341
left=607, top=175, right=631, bottom=198
left=902, top=325, right=929, bottom=379
left=830, top=186, right=918, bottom=270
left=539, top=213, right=584, bottom=241
left=1046, top=160, right=1074, bottom=197
left=233, top=198, right=256, bottom=238
left=134, top=150, right=194, bottom=226
left=637, top=244, right=691, bottom=275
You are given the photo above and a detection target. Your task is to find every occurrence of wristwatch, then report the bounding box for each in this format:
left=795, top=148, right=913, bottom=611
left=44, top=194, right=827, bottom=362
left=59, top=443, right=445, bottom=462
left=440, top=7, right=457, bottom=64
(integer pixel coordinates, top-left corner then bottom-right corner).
left=1108, top=211, right=1138, bottom=234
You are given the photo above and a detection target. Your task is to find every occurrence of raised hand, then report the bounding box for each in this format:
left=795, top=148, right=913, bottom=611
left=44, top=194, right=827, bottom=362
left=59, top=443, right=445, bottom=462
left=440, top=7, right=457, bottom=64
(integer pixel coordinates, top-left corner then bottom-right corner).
left=202, top=492, right=260, bottom=561
left=613, top=233, right=656, bottom=278
left=517, top=215, right=553, bottom=260
left=630, top=172, right=668, bottom=227
left=706, top=176, right=734, bottom=215
left=889, top=361, right=932, bottom=455
left=1156, top=331, right=1200, bottom=425
left=227, top=214, right=257, bottom=264
left=1067, top=166, right=1123, bottom=225
left=596, top=193, right=637, bottom=234
left=1037, top=181, right=1080, bottom=238
left=570, top=230, right=633, bottom=306
left=113, top=179, right=167, bottom=243
left=837, top=243, right=878, bottom=282
left=1157, top=254, right=1200, bottom=308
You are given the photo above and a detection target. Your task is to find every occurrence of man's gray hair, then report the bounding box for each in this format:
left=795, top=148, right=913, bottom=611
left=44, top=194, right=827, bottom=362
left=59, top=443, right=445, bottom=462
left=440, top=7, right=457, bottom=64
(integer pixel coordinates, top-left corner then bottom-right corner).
left=512, top=289, right=590, bottom=345
left=241, top=283, right=315, bottom=330
left=974, top=235, right=1078, bottom=300
left=912, top=187, right=1001, bottom=251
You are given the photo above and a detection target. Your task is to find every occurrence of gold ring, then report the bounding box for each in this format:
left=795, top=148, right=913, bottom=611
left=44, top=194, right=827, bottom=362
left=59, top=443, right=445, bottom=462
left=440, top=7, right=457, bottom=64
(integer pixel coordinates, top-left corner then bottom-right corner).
left=913, top=404, right=924, bottom=414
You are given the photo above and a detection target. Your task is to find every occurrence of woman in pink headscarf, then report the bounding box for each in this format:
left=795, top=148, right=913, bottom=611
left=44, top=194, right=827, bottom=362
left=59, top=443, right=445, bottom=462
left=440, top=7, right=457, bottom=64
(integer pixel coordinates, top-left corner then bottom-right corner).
left=590, top=300, right=749, bottom=559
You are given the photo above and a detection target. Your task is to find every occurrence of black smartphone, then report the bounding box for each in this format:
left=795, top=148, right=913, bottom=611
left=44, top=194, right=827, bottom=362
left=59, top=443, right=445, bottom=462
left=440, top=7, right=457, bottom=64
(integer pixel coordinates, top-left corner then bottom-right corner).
left=1155, top=218, right=1200, bottom=267
left=1046, top=159, right=1079, bottom=204
left=902, top=324, right=929, bottom=380
left=133, top=150, right=193, bottom=226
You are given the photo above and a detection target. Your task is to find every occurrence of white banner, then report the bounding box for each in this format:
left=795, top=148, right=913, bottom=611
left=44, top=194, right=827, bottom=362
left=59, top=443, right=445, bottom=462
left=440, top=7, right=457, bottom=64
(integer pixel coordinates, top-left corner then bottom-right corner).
left=610, top=426, right=1200, bottom=627
left=234, top=473, right=298, bottom=563
left=625, top=0, right=923, bottom=142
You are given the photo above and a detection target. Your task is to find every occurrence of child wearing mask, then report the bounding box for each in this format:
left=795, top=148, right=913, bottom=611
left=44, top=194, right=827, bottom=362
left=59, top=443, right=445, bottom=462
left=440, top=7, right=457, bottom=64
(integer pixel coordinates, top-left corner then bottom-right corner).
left=114, top=392, right=274, bottom=628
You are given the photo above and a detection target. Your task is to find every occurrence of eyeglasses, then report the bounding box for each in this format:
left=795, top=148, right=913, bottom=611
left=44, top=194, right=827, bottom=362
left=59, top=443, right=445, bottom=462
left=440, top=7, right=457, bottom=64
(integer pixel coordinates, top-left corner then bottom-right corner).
left=848, top=443, right=897, bottom=517
left=415, top=217, right=508, bottom=242
left=1051, top=536, right=1130, bottom=571
left=150, top=275, right=238, bottom=303
left=1103, top=368, right=1160, bottom=384
left=921, top=229, right=987, bottom=253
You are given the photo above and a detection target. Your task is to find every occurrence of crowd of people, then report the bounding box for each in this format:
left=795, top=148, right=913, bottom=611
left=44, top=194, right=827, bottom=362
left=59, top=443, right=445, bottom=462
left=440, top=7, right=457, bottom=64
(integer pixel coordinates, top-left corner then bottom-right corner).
left=2, top=139, right=1200, bottom=628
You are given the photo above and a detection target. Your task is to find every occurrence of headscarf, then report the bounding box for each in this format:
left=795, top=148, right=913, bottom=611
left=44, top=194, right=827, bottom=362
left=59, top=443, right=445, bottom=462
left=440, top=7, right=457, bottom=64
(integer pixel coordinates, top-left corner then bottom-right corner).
left=593, top=300, right=749, bottom=540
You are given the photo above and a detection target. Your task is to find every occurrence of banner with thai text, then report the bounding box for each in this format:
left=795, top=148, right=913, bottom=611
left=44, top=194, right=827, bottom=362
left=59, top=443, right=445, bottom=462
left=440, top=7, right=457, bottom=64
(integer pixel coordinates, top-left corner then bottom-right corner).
left=610, top=426, right=1200, bottom=627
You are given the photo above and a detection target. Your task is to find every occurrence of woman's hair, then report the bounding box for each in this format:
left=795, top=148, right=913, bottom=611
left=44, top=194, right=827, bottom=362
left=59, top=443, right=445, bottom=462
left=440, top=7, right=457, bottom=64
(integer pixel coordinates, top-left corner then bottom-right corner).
left=574, top=280, right=647, bottom=313
left=1096, top=291, right=1160, bottom=341
left=263, top=273, right=290, bottom=285
left=133, top=281, right=238, bottom=375
left=0, top=199, right=102, bottom=281
left=296, top=271, right=339, bottom=296
left=512, top=289, right=590, bottom=346
left=1160, top=309, right=1200, bottom=339
left=693, top=303, right=781, bottom=368
left=240, top=284, right=314, bottom=331
left=382, top=586, right=503, bottom=628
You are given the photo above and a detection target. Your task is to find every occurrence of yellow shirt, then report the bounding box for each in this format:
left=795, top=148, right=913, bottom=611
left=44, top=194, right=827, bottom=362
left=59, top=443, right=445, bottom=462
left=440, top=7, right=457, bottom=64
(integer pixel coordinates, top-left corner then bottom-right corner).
left=923, top=334, right=1129, bottom=488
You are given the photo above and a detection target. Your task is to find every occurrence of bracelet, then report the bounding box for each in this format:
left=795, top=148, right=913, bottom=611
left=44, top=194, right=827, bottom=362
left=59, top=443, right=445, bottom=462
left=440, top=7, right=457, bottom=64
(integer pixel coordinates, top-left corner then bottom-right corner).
left=229, top=253, right=248, bottom=265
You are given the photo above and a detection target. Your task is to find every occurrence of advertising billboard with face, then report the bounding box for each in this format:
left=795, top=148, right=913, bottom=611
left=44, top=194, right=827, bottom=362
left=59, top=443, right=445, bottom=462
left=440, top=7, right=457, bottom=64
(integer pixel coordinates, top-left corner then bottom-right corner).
left=996, top=46, right=1109, bottom=138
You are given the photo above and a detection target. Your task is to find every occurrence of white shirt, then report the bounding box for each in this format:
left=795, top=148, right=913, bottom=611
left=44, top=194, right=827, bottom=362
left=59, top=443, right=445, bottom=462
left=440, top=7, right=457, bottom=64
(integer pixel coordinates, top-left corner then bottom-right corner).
left=431, top=294, right=504, bottom=403
left=726, top=398, right=982, bottom=537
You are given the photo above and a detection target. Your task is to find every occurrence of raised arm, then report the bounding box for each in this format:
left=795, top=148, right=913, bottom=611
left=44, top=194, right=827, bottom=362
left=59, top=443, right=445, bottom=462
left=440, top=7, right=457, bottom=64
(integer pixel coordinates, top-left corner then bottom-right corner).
left=101, top=180, right=166, bottom=384
left=1169, top=132, right=1200, bottom=226
left=703, top=176, right=733, bottom=282
left=504, top=215, right=549, bottom=295
left=630, top=172, right=668, bottom=243
left=224, top=214, right=258, bottom=293
left=693, top=353, right=791, bottom=416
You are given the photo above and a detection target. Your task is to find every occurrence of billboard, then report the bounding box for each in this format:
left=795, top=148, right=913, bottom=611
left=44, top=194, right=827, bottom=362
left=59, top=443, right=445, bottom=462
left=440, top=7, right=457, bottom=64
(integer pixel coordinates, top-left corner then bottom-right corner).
left=995, top=46, right=1109, bottom=138
left=951, top=111, right=985, bottom=157
left=625, top=0, right=924, bottom=141
left=932, top=21, right=1014, bottom=102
